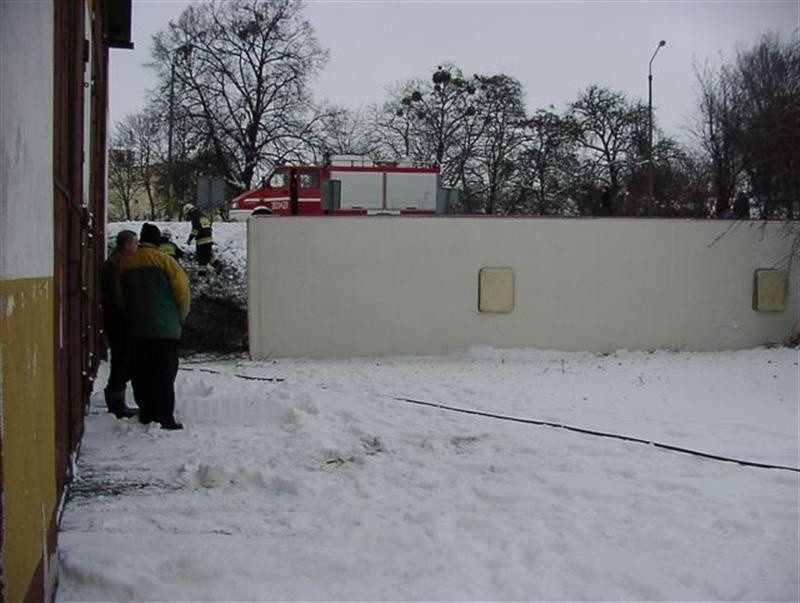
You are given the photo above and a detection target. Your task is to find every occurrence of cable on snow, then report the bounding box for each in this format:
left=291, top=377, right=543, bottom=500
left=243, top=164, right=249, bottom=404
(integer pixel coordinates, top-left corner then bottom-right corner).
left=388, top=395, right=800, bottom=474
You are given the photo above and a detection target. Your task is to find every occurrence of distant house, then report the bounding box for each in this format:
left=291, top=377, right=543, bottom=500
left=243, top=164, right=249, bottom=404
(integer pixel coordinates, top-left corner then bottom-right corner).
left=0, top=1, right=133, bottom=599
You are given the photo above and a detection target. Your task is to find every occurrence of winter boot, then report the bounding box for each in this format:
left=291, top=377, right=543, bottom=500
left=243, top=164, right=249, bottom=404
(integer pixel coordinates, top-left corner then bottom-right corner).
left=104, top=389, right=138, bottom=419
left=159, top=419, right=184, bottom=430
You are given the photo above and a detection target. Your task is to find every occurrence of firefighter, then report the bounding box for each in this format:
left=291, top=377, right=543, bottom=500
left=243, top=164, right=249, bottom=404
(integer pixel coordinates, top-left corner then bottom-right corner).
left=159, top=228, right=184, bottom=261
left=183, top=204, right=223, bottom=277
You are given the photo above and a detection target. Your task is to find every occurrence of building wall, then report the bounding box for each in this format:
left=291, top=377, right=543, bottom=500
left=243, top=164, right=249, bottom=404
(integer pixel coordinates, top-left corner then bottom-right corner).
left=108, top=185, right=156, bottom=221
left=0, top=2, right=55, bottom=278
left=0, top=1, right=58, bottom=601
left=249, top=217, right=799, bottom=359
left=0, top=280, right=57, bottom=602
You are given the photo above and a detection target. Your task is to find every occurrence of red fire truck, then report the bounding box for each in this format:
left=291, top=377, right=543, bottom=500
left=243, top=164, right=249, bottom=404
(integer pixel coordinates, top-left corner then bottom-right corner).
left=228, top=155, right=447, bottom=220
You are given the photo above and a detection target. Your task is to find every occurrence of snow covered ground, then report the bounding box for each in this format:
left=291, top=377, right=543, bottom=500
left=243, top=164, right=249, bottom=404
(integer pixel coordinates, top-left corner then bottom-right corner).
left=57, top=346, right=798, bottom=601
left=56, top=221, right=799, bottom=601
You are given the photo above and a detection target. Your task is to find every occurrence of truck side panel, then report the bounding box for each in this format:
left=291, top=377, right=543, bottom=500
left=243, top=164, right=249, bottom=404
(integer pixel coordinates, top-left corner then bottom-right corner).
left=330, top=169, right=439, bottom=211
left=386, top=172, right=438, bottom=211
left=330, top=170, right=384, bottom=209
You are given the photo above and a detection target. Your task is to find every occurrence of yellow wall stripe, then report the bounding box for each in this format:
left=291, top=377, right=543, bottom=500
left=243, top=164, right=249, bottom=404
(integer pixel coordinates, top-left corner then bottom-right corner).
left=0, top=276, right=56, bottom=603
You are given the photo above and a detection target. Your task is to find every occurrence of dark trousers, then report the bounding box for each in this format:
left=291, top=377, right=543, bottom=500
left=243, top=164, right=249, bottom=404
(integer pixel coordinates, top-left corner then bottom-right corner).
left=196, top=243, right=221, bottom=275
left=131, top=339, right=179, bottom=423
left=104, top=315, right=130, bottom=394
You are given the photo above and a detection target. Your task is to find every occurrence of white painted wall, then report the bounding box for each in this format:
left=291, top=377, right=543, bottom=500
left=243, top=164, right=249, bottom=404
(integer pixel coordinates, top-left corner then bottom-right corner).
left=248, top=217, right=799, bottom=358
left=0, top=1, right=54, bottom=280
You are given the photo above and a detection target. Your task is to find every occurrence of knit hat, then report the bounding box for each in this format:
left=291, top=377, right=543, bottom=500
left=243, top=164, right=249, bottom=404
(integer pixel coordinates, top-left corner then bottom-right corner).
left=140, top=222, right=162, bottom=246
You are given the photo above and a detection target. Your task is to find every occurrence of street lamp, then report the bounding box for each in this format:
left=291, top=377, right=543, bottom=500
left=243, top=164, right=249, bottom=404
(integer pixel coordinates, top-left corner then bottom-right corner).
left=167, top=43, right=192, bottom=218
left=648, top=39, right=666, bottom=199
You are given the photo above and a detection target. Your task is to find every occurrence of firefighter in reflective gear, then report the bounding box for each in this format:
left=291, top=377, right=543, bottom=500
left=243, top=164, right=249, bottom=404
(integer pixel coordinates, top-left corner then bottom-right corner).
left=159, top=228, right=184, bottom=261
left=183, top=204, right=222, bottom=276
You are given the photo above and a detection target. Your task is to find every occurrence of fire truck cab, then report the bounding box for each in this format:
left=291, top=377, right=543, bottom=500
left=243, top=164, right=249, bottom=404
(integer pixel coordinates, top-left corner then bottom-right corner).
left=228, top=155, right=444, bottom=220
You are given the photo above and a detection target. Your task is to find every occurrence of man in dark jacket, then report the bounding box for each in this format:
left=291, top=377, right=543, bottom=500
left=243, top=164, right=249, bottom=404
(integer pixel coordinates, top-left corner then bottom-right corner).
left=119, top=223, right=191, bottom=430
left=183, top=204, right=222, bottom=277
left=101, top=229, right=139, bottom=418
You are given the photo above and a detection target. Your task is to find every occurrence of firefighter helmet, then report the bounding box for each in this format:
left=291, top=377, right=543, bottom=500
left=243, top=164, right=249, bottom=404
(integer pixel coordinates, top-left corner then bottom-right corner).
left=182, top=204, right=196, bottom=219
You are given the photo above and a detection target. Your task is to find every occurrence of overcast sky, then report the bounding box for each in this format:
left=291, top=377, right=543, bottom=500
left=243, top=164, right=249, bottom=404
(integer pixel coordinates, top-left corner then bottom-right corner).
left=109, top=0, right=799, bottom=144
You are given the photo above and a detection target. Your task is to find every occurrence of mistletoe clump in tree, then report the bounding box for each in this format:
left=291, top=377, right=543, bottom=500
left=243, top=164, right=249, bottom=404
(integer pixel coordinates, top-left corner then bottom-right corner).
left=376, top=65, right=482, bottom=189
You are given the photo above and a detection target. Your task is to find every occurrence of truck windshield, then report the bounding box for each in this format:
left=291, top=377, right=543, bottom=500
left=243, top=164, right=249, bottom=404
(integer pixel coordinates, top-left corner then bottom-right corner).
left=266, top=170, right=287, bottom=188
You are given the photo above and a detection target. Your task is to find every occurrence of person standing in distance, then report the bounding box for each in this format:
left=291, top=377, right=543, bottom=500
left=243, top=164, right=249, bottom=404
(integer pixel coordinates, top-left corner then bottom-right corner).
left=119, top=223, right=191, bottom=430
left=100, top=229, right=139, bottom=418
left=183, top=204, right=222, bottom=277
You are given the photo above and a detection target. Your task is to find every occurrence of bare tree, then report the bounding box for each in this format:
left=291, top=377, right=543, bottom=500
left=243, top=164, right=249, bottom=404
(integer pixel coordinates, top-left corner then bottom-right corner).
left=311, top=105, right=378, bottom=160
left=107, top=148, right=141, bottom=220
left=369, top=90, right=419, bottom=161
left=114, top=109, right=165, bottom=220
left=731, top=33, right=799, bottom=219
left=569, top=85, right=648, bottom=195
left=145, top=78, right=199, bottom=218
left=513, top=109, right=581, bottom=215
left=381, top=64, right=483, bottom=188
left=465, top=74, right=528, bottom=214
left=690, top=33, right=799, bottom=220
left=114, top=112, right=165, bottom=220
left=690, top=61, right=742, bottom=217
left=151, top=0, right=329, bottom=193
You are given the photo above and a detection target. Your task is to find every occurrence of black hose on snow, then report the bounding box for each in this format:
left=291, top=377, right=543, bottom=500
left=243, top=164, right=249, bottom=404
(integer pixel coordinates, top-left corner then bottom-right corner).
left=179, top=366, right=284, bottom=382
left=389, top=395, right=800, bottom=474
left=173, top=363, right=798, bottom=473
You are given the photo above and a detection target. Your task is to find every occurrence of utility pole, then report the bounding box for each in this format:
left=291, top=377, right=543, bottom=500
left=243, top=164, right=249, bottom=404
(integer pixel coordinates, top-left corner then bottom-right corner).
left=167, top=59, right=176, bottom=218
left=166, top=44, right=192, bottom=219
left=648, top=39, right=666, bottom=199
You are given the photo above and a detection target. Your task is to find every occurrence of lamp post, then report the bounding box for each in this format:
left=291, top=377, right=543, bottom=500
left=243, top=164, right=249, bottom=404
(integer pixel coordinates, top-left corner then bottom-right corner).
left=167, top=43, right=192, bottom=218
left=648, top=39, right=666, bottom=199
left=166, top=59, right=177, bottom=217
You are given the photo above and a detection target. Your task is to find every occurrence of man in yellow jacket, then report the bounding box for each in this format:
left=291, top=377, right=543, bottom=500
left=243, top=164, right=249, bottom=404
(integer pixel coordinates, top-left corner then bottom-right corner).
left=119, top=223, right=191, bottom=430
